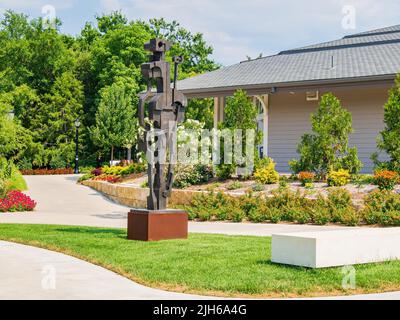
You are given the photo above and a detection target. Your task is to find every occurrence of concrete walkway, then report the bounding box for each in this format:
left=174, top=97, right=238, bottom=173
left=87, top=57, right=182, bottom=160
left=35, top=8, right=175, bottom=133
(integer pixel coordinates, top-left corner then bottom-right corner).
left=0, top=175, right=358, bottom=235
left=0, top=241, right=211, bottom=300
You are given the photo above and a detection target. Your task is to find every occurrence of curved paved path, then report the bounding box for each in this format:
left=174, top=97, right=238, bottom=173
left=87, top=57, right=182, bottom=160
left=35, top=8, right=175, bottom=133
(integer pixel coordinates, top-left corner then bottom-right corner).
left=0, top=175, right=358, bottom=235
left=0, top=241, right=211, bottom=300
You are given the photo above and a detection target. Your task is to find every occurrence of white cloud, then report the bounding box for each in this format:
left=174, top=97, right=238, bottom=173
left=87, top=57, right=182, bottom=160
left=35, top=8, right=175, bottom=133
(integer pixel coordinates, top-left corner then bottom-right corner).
left=100, top=0, right=122, bottom=12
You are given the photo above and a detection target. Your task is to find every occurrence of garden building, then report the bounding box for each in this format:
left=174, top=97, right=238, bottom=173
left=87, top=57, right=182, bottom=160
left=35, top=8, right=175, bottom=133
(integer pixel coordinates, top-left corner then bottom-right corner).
left=178, top=25, right=400, bottom=173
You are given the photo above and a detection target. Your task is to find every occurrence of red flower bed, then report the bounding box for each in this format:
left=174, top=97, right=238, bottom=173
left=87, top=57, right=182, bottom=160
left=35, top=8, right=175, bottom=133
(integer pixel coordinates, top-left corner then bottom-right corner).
left=21, top=168, right=74, bottom=175
left=93, top=175, right=121, bottom=184
left=0, top=190, right=37, bottom=212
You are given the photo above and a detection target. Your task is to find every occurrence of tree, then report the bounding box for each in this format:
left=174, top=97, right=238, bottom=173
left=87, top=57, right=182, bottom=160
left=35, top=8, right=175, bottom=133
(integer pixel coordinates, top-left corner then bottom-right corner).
left=373, top=75, right=400, bottom=171
left=290, top=93, right=362, bottom=177
left=91, top=83, right=137, bottom=162
left=220, top=90, right=260, bottom=177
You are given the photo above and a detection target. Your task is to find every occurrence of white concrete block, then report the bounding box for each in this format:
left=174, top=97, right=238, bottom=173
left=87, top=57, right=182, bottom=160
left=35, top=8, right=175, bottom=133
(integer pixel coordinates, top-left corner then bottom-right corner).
left=271, top=228, right=400, bottom=268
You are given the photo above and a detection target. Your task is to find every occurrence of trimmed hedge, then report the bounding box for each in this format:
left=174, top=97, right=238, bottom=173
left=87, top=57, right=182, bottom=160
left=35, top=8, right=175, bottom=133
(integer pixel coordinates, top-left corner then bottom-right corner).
left=183, top=187, right=400, bottom=226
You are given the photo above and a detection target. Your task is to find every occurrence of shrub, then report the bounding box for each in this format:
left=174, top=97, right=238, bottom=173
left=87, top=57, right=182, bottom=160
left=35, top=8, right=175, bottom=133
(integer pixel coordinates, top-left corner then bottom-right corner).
left=78, top=173, right=94, bottom=182
left=251, top=183, right=264, bottom=192
left=291, top=208, right=312, bottom=224
left=227, top=204, right=245, bottom=222
left=254, top=161, right=279, bottom=184
left=373, top=170, right=398, bottom=191
left=310, top=207, right=331, bottom=225
left=279, top=176, right=289, bottom=188
left=216, top=164, right=236, bottom=181
left=0, top=190, right=36, bottom=212
left=102, top=163, right=146, bottom=177
left=254, top=157, right=273, bottom=171
left=227, top=181, right=243, bottom=190
left=331, top=207, right=360, bottom=226
left=374, top=74, right=400, bottom=171
left=173, top=164, right=213, bottom=189
left=304, top=182, right=314, bottom=189
left=298, top=171, right=315, bottom=186
left=290, top=93, right=362, bottom=178
left=326, top=188, right=352, bottom=210
left=264, top=207, right=282, bottom=224
left=327, top=169, right=351, bottom=187
left=362, top=190, right=400, bottom=225
left=0, top=158, right=27, bottom=197
left=91, top=168, right=103, bottom=176
left=268, top=188, right=309, bottom=210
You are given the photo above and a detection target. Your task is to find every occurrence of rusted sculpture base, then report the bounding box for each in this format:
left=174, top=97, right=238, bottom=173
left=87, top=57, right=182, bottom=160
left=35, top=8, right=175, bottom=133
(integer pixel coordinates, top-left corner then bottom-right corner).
left=127, top=209, right=188, bottom=241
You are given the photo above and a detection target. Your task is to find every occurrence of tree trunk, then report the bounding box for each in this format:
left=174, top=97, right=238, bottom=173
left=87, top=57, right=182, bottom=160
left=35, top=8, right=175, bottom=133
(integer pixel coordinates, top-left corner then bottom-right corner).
left=111, top=145, right=114, bottom=164
left=127, top=147, right=132, bottom=161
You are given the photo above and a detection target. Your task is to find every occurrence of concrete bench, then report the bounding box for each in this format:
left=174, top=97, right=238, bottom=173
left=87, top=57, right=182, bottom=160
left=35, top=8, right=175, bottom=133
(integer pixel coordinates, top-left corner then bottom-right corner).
left=271, top=228, right=400, bottom=268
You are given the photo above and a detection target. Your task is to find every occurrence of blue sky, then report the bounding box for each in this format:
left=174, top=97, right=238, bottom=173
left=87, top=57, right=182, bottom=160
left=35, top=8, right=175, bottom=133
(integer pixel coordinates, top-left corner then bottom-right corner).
left=0, top=0, right=399, bottom=65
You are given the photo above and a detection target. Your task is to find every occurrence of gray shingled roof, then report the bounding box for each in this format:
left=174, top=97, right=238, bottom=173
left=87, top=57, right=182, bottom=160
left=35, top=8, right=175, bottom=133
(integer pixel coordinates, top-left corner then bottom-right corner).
left=178, top=25, right=400, bottom=93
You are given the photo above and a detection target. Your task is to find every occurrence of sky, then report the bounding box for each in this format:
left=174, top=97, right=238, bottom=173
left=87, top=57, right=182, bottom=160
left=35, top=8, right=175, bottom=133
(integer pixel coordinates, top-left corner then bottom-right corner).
left=0, top=0, right=399, bottom=65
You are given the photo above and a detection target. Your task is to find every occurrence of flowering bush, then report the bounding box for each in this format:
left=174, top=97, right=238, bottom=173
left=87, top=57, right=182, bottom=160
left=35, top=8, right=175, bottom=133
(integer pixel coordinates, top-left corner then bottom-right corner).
left=173, top=164, right=213, bottom=189
left=102, top=163, right=146, bottom=176
left=91, top=168, right=103, bottom=176
left=0, top=190, right=36, bottom=212
left=21, top=168, right=73, bottom=175
left=373, top=170, right=398, bottom=191
left=93, top=174, right=121, bottom=183
left=254, top=161, right=279, bottom=184
left=327, top=169, right=351, bottom=187
left=298, top=171, right=315, bottom=186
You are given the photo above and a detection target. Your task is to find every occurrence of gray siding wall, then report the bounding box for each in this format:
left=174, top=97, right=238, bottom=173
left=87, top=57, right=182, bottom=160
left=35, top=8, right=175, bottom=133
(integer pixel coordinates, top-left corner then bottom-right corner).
left=268, top=87, right=390, bottom=173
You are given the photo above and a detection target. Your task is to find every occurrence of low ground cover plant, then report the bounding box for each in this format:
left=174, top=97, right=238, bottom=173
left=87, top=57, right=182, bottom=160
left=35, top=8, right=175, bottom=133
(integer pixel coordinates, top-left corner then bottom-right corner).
left=183, top=187, right=399, bottom=226
left=0, top=190, right=36, bottom=212
left=0, top=158, right=36, bottom=213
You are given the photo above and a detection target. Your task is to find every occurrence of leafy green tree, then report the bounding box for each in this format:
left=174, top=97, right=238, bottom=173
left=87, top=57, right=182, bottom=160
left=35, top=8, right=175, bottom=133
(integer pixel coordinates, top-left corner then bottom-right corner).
left=219, top=90, right=260, bottom=177
left=91, top=83, right=137, bottom=162
left=224, top=90, right=258, bottom=131
left=373, top=75, right=400, bottom=171
left=290, top=93, right=362, bottom=177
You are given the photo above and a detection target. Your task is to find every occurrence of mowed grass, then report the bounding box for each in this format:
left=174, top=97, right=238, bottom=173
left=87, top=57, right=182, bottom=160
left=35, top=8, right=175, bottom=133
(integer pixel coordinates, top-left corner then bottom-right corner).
left=1, top=224, right=400, bottom=298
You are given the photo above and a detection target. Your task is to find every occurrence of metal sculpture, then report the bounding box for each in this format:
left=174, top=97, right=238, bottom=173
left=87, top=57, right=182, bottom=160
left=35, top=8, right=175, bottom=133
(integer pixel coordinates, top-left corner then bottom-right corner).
left=138, top=38, right=186, bottom=210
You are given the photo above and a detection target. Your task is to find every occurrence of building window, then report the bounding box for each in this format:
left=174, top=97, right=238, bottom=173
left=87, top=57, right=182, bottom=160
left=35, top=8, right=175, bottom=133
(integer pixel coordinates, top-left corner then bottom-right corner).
left=255, top=98, right=264, bottom=114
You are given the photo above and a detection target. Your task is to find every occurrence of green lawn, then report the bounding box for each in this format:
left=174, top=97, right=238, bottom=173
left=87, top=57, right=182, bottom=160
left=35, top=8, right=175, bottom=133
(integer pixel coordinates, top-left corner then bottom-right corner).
left=0, top=224, right=400, bottom=298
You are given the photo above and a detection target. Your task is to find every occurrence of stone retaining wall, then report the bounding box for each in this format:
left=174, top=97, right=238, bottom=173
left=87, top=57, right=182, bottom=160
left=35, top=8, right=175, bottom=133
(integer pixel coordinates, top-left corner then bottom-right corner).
left=81, top=180, right=203, bottom=208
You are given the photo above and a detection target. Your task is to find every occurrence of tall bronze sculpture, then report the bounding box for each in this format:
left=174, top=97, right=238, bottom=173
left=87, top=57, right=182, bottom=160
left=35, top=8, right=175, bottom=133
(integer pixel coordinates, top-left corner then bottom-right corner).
left=127, top=39, right=188, bottom=241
